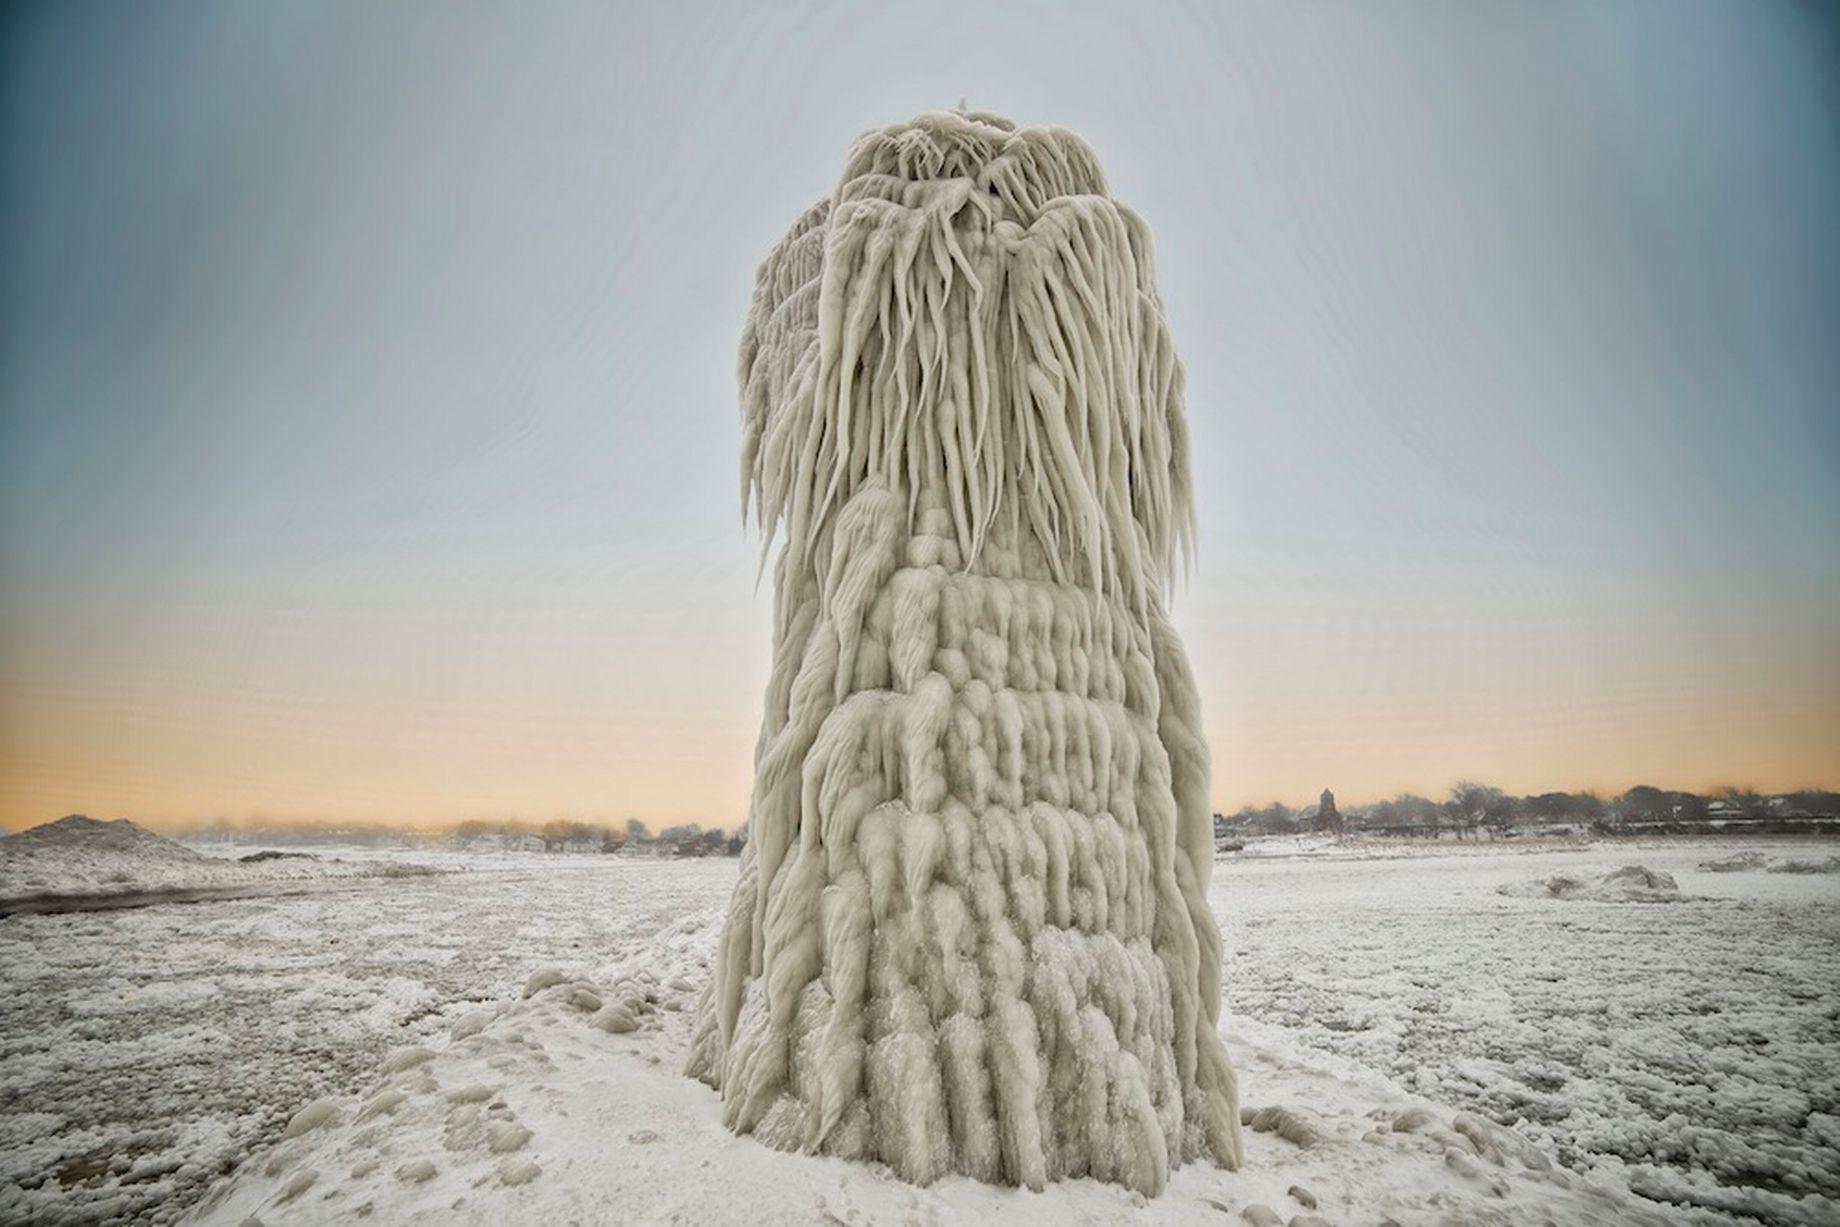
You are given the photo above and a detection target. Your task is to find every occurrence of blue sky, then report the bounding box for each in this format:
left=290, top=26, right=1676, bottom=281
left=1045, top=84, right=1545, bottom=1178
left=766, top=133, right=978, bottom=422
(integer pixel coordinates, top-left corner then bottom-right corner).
left=2, top=1, right=1835, bottom=827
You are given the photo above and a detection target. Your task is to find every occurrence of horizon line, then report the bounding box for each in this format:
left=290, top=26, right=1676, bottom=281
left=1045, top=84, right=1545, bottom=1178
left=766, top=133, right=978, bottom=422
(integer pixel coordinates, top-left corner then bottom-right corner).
left=9, top=777, right=1836, bottom=836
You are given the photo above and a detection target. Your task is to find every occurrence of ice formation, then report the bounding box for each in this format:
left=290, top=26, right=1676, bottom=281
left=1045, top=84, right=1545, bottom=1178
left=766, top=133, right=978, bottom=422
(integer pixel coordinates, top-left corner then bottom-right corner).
left=683, top=111, right=1239, bottom=1195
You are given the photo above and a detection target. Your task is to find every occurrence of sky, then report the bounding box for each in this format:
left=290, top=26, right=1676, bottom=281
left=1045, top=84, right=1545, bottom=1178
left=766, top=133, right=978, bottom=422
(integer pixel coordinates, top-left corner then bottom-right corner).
left=2, top=0, right=1836, bottom=831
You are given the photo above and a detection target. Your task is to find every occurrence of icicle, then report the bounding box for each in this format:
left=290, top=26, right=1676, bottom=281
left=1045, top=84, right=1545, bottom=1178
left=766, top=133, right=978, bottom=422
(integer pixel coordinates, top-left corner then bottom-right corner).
left=688, top=111, right=1239, bottom=1196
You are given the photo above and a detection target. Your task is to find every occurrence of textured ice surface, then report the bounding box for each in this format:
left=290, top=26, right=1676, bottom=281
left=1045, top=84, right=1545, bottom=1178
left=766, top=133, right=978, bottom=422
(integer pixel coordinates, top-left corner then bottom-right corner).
left=3, top=844, right=1836, bottom=1224
left=1222, top=841, right=1840, bottom=1224
left=686, top=111, right=1235, bottom=1195
left=0, top=852, right=733, bottom=1226
left=180, top=850, right=1705, bottom=1227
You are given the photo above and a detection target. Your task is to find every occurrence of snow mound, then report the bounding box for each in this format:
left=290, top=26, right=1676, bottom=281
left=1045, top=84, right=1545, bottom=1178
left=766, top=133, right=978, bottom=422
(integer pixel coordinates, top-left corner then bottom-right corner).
left=1699, top=851, right=1768, bottom=872
left=5, top=814, right=200, bottom=857
left=0, top=814, right=439, bottom=907
left=1766, top=856, right=1840, bottom=875
left=1697, top=851, right=1840, bottom=875
left=1498, top=864, right=1682, bottom=902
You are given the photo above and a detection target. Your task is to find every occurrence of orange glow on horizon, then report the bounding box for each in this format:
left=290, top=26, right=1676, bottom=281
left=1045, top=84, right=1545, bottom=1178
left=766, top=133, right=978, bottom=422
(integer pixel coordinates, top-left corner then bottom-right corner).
left=5, top=599, right=1834, bottom=833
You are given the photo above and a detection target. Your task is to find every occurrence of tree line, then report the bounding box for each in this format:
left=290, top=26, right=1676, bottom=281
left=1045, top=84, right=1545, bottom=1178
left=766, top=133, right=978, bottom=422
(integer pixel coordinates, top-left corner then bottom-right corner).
left=174, top=815, right=749, bottom=855
left=447, top=817, right=747, bottom=855
left=1218, top=785, right=1840, bottom=839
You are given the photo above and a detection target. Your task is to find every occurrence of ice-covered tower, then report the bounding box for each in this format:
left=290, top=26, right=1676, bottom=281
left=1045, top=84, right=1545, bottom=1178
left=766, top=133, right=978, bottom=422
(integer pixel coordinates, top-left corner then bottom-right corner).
left=685, top=111, right=1241, bottom=1196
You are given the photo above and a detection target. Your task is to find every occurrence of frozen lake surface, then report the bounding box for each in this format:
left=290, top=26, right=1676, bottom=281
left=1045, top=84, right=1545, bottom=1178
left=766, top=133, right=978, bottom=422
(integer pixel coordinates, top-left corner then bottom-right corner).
left=1, top=841, right=1835, bottom=1224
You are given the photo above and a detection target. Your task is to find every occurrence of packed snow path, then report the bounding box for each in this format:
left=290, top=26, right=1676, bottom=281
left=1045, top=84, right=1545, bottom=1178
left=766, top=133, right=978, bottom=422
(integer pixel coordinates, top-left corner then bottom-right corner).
left=3, top=841, right=1836, bottom=1224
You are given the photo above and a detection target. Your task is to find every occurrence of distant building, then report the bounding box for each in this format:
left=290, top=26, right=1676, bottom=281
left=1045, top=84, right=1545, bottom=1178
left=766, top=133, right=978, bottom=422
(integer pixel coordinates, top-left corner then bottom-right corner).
left=1309, top=788, right=1343, bottom=834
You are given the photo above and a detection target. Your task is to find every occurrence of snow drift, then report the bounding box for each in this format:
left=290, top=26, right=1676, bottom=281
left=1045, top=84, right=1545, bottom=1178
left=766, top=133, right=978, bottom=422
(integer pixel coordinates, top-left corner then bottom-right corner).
left=685, top=110, right=1239, bottom=1196
left=1766, top=856, right=1840, bottom=875
left=1498, top=864, right=1682, bottom=903
left=1699, top=851, right=1840, bottom=876
left=1700, top=851, right=1768, bottom=873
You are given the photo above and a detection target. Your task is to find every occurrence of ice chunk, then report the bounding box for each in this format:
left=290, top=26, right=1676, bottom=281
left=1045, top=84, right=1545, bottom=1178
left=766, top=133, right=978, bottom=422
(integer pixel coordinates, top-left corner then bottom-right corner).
left=281, top=1098, right=341, bottom=1138
left=522, top=968, right=567, bottom=997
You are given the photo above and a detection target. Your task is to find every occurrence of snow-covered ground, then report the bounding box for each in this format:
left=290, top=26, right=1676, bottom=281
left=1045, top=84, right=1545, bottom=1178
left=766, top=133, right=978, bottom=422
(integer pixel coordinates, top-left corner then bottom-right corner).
left=1, top=841, right=1834, bottom=1225
left=0, top=851, right=695, bottom=1226
left=1221, top=841, right=1840, bottom=1224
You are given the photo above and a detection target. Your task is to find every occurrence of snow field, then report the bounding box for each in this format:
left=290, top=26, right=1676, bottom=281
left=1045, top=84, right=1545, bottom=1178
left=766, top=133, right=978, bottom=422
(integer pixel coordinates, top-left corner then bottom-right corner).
left=2, top=841, right=1834, bottom=1224
left=1219, top=842, right=1840, bottom=1223
left=186, top=870, right=1665, bottom=1227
